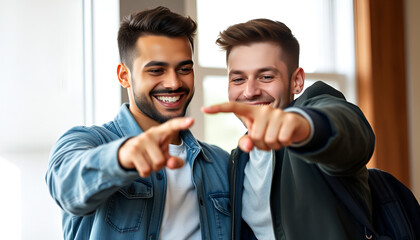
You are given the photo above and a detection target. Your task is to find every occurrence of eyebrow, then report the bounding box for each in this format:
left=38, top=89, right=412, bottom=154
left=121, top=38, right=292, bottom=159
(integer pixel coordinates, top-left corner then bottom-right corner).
left=257, top=67, right=278, bottom=74
left=178, top=60, right=194, bottom=66
left=144, top=60, right=194, bottom=68
left=229, top=67, right=278, bottom=77
left=229, top=70, right=245, bottom=77
left=144, top=61, right=168, bottom=67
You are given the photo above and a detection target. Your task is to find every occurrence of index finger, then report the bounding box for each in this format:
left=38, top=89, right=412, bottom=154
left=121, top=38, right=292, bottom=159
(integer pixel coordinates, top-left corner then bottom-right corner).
left=201, top=102, right=255, bottom=118
left=155, top=117, right=195, bottom=136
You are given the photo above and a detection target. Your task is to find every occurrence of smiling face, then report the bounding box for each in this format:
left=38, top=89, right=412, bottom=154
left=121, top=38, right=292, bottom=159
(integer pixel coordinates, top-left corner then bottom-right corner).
left=227, top=42, right=301, bottom=109
left=119, top=35, right=194, bottom=128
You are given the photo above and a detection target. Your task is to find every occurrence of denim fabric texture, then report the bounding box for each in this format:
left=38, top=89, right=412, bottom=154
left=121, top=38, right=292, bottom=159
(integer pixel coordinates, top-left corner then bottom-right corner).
left=46, top=104, right=231, bottom=240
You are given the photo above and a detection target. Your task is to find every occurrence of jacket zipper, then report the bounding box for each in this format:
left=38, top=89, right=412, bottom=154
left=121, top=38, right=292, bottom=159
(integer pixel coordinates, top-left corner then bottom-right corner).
left=231, top=151, right=238, bottom=240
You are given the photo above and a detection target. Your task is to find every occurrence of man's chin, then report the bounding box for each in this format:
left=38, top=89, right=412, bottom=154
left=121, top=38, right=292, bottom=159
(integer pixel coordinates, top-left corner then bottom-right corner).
left=155, top=111, right=186, bottom=123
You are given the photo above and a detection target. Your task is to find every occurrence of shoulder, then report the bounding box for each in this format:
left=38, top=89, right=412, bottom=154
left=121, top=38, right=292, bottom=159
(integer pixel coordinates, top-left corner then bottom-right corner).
left=58, top=121, right=121, bottom=145
left=306, top=81, right=346, bottom=99
left=294, top=81, right=346, bottom=106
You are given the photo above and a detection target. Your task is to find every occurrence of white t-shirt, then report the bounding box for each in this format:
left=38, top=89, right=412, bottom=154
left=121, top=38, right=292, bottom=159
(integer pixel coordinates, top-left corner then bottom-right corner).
left=242, top=147, right=276, bottom=240
left=159, top=141, right=200, bottom=240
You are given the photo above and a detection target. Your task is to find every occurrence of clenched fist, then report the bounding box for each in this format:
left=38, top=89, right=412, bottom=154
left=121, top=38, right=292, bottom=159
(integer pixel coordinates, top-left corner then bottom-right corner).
left=118, top=117, right=194, bottom=177
left=202, top=102, right=310, bottom=152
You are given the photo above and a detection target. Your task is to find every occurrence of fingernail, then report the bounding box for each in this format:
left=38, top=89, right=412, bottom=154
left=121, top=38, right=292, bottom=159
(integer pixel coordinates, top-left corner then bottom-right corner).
left=185, top=117, right=193, bottom=123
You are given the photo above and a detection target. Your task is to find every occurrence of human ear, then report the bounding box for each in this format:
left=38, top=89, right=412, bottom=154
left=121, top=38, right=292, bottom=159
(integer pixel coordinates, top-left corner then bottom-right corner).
left=291, top=67, right=305, bottom=94
left=117, top=63, right=131, bottom=88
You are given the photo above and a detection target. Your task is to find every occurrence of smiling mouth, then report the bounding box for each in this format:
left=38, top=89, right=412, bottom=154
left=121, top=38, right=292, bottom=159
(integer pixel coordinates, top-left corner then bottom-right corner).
left=155, top=95, right=181, bottom=103
left=243, top=102, right=272, bottom=107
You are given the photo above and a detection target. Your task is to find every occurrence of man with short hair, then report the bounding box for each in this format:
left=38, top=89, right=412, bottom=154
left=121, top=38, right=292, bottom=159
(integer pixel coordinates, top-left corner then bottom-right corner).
left=203, top=18, right=375, bottom=239
left=46, top=6, right=231, bottom=239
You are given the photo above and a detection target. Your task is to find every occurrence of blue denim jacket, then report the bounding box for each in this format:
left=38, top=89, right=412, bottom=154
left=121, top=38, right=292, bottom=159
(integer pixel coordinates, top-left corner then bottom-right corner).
left=46, top=104, right=231, bottom=239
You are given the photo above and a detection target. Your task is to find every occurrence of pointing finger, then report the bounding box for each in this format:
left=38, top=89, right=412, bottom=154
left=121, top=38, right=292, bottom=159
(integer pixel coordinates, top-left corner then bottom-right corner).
left=166, top=117, right=194, bottom=132
left=201, top=102, right=256, bottom=118
left=153, top=117, right=194, bottom=138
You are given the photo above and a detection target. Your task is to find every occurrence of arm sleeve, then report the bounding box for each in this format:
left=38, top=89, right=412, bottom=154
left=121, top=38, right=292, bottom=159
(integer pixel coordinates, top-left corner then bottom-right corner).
left=287, top=95, right=375, bottom=176
left=285, top=107, right=332, bottom=151
left=284, top=107, right=316, bottom=148
left=45, top=126, right=139, bottom=215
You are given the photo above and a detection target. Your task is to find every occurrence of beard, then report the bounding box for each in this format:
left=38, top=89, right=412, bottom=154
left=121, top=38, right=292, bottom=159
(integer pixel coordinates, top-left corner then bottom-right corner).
left=132, top=87, right=193, bottom=123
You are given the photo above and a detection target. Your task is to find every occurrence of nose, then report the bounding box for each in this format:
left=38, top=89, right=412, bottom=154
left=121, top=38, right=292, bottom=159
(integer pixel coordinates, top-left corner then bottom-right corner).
left=162, top=70, right=182, bottom=89
left=243, top=78, right=261, bottom=99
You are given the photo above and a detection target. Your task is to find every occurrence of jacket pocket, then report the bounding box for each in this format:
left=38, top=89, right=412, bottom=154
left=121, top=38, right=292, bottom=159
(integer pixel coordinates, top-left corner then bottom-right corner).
left=105, top=179, right=153, bottom=232
left=210, top=193, right=231, bottom=216
left=210, top=192, right=231, bottom=239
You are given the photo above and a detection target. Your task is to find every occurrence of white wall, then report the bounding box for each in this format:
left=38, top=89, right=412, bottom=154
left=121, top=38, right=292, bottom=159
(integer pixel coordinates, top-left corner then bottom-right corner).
left=0, top=152, right=63, bottom=240
left=0, top=0, right=85, bottom=152
left=0, top=0, right=120, bottom=239
left=0, top=1, right=85, bottom=239
left=405, top=0, right=420, bottom=200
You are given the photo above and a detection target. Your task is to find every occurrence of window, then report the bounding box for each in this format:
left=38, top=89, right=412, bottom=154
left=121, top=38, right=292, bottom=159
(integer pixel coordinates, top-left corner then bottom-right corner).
left=190, top=0, right=355, bottom=151
left=84, top=0, right=121, bottom=125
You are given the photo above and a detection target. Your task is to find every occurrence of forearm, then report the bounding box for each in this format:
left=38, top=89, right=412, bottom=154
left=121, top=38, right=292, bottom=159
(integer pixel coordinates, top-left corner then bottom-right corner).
left=45, top=128, right=139, bottom=215
left=289, top=97, right=375, bottom=175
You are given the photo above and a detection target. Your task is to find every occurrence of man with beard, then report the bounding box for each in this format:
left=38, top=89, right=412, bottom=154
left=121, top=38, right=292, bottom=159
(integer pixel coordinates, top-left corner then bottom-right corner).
left=203, top=19, right=375, bottom=239
left=45, top=7, right=230, bottom=240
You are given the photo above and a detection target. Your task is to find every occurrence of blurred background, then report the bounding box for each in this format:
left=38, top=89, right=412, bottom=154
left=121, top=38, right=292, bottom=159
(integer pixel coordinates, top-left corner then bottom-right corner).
left=0, top=0, right=418, bottom=239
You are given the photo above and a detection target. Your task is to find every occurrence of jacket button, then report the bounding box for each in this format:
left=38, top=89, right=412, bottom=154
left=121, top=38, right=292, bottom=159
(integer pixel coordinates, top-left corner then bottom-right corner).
left=199, top=197, right=204, bottom=205
left=156, top=172, right=163, bottom=180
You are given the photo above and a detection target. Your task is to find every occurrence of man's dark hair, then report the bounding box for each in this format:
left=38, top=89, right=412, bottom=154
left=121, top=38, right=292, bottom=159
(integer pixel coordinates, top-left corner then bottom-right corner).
left=216, top=19, right=300, bottom=79
left=117, top=6, right=197, bottom=70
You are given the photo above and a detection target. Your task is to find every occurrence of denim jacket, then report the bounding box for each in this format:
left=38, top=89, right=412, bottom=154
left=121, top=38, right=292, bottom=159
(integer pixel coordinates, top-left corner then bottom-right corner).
left=46, top=104, right=231, bottom=239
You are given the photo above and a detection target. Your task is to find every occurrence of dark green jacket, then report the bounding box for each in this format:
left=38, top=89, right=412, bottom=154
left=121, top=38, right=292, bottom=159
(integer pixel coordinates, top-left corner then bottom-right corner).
left=230, top=81, right=375, bottom=240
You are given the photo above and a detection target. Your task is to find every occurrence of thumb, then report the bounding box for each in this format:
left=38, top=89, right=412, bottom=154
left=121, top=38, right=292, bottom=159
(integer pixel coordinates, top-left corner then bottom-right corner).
left=238, top=135, right=254, bottom=153
left=166, top=156, right=185, bottom=169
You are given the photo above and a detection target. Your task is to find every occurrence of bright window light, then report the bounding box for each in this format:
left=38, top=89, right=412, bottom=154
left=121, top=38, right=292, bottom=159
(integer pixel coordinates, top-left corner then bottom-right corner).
left=0, top=157, right=22, bottom=240
left=203, top=76, right=246, bottom=151
left=197, top=0, right=334, bottom=73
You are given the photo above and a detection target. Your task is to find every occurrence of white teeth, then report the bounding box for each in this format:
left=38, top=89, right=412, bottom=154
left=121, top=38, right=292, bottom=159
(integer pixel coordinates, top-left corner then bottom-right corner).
left=156, top=96, right=180, bottom=103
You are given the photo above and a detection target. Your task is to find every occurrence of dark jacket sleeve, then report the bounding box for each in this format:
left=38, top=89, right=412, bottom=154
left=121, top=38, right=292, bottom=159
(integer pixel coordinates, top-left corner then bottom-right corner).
left=289, top=81, right=375, bottom=176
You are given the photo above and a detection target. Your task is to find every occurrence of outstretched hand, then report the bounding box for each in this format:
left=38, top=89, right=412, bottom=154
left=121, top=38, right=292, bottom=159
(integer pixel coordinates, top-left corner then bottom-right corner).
left=202, top=102, right=310, bottom=152
left=118, top=117, right=194, bottom=177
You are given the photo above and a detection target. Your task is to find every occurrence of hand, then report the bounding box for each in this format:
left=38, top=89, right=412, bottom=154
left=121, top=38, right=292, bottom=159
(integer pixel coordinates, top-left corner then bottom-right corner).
left=202, top=102, right=310, bottom=152
left=118, top=117, right=194, bottom=177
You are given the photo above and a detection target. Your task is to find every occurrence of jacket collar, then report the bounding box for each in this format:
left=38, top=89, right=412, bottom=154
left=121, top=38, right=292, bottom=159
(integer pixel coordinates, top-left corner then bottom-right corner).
left=181, top=130, right=211, bottom=163
left=114, top=103, right=143, bottom=137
